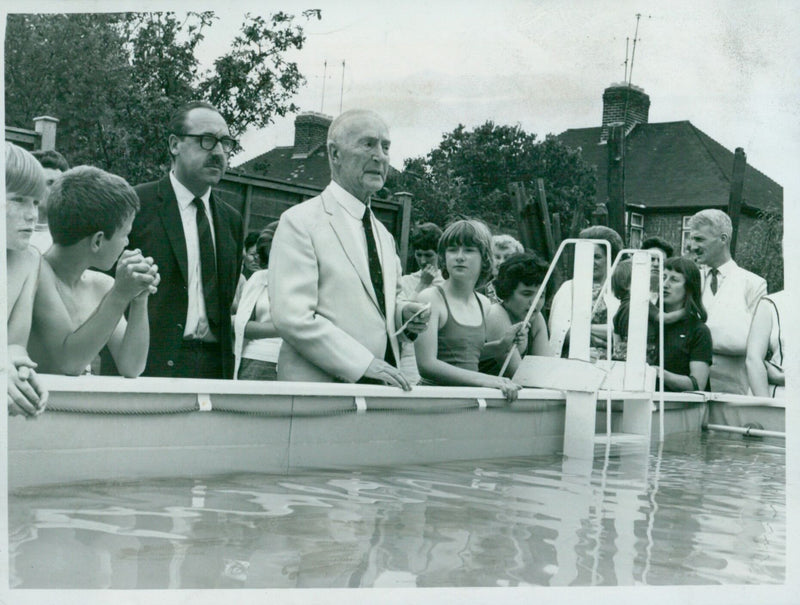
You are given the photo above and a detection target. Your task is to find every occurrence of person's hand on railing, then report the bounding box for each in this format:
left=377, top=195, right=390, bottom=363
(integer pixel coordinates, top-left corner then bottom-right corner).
left=482, top=375, right=521, bottom=402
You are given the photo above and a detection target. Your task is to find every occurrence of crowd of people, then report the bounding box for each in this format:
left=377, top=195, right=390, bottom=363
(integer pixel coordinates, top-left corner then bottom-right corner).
left=5, top=104, right=785, bottom=418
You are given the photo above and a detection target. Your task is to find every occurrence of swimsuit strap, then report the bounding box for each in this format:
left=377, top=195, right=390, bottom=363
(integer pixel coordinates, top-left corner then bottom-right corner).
left=435, top=285, right=486, bottom=327
left=435, top=285, right=453, bottom=317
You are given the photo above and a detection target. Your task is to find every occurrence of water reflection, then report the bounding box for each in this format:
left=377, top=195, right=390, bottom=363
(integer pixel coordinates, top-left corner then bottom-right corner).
left=8, top=434, right=785, bottom=588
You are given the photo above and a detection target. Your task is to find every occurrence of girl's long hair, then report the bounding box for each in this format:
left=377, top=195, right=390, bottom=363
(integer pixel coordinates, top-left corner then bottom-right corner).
left=438, top=219, right=494, bottom=287
left=665, top=256, right=707, bottom=322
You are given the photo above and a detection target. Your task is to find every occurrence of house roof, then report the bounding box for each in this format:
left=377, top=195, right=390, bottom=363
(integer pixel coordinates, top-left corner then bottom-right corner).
left=234, top=144, right=331, bottom=192
left=557, top=120, right=782, bottom=214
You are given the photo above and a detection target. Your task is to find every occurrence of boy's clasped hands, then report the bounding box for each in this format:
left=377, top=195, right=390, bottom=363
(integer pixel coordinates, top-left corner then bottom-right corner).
left=113, top=249, right=160, bottom=300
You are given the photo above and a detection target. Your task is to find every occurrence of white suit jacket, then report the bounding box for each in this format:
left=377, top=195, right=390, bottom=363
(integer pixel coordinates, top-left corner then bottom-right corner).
left=268, top=185, right=406, bottom=382
left=702, top=259, right=767, bottom=394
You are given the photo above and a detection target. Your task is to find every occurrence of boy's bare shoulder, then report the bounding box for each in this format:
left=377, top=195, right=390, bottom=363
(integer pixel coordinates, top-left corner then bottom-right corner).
left=83, top=269, right=115, bottom=294
left=6, top=246, right=40, bottom=274
left=39, top=261, right=113, bottom=296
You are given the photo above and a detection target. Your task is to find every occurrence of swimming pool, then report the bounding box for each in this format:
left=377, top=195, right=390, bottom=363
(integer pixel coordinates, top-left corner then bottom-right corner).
left=7, top=432, right=784, bottom=589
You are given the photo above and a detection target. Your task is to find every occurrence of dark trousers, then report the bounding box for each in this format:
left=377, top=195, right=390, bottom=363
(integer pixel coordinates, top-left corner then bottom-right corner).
left=174, top=340, right=224, bottom=379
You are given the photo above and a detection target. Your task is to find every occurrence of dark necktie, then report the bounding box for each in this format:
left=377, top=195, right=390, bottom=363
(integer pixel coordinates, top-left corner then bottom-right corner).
left=709, top=268, right=719, bottom=295
left=362, top=207, right=386, bottom=316
left=193, top=198, right=219, bottom=328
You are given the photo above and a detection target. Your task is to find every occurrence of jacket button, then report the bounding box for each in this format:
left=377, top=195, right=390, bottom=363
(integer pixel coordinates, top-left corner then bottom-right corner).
left=177, top=323, right=183, bottom=329
left=167, top=360, right=174, bottom=367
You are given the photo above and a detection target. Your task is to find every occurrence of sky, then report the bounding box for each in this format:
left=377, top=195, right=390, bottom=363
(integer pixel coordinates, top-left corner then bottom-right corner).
left=4, top=0, right=798, bottom=204
left=179, top=0, right=800, bottom=209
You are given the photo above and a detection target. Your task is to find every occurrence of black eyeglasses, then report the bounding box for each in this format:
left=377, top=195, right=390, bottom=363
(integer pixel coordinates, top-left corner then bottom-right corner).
left=178, top=133, right=238, bottom=153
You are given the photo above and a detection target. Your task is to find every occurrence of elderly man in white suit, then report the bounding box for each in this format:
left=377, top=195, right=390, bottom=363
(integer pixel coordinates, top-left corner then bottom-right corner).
left=269, top=109, right=430, bottom=388
left=687, top=209, right=767, bottom=394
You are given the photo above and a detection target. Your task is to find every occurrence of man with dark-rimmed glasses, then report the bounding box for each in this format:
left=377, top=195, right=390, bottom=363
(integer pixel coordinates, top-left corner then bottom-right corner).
left=107, top=100, right=244, bottom=378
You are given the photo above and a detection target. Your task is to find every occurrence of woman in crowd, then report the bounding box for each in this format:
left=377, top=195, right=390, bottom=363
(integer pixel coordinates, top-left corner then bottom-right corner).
left=548, top=225, right=623, bottom=360
left=746, top=290, right=785, bottom=397
left=5, top=142, right=48, bottom=416
left=400, top=222, right=444, bottom=298
left=658, top=256, right=712, bottom=391
left=414, top=219, right=521, bottom=401
left=610, top=258, right=684, bottom=363
left=484, top=234, right=524, bottom=302
left=233, top=222, right=282, bottom=380
left=231, top=230, right=263, bottom=314
left=481, top=252, right=553, bottom=376
left=398, top=222, right=444, bottom=385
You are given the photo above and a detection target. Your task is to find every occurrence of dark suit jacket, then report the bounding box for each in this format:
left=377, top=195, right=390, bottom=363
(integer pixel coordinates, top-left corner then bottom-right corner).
left=124, top=175, right=243, bottom=378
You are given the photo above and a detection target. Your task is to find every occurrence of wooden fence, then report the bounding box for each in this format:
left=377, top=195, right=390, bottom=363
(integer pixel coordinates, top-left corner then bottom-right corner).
left=215, top=169, right=412, bottom=270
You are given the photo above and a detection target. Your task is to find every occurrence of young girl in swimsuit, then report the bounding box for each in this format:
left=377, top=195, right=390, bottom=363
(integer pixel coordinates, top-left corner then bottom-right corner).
left=414, top=219, right=521, bottom=401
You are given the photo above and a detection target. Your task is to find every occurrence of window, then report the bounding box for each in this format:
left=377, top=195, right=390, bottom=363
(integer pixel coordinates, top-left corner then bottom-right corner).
left=627, top=212, right=644, bottom=248
left=681, top=216, right=693, bottom=255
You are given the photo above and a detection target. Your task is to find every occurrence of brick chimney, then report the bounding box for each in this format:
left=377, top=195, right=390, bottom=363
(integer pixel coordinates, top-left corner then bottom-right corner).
left=600, top=83, right=650, bottom=141
left=33, top=115, right=59, bottom=151
left=292, top=111, right=333, bottom=159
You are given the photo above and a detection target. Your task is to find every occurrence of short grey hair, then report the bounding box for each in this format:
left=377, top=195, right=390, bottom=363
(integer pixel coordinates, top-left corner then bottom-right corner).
left=491, top=234, right=524, bottom=255
left=687, top=209, right=732, bottom=238
left=327, top=109, right=386, bottom=146
left=579, top=225, right=624, bottom=260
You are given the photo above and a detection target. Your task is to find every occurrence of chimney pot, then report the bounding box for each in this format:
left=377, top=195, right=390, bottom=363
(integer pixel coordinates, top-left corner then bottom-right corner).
left=33, top=115, right=59, bottom=151
left=600, top=83, right=650, bottom=141
left=292, top=111, right=333, bottom=159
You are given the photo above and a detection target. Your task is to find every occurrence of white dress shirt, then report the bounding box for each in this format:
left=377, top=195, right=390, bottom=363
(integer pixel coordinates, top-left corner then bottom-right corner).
left=701, top=258, right=767, bottom=393
left=169, top=171, right=217, bottom=341
left=328, top=180, right=383, bottom=268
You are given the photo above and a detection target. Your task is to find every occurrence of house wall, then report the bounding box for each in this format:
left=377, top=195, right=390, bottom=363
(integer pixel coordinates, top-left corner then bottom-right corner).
left=639, top=212, right=685, bottom=254
left=214, top=174, right=411, bottom=265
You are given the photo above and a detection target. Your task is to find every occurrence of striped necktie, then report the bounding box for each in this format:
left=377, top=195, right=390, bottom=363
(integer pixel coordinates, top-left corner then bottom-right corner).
left=362, top=207, right=385, bottom=316
left=193, top=198, right=219, bottom=328
left=709, top=268, right=719, bottom=295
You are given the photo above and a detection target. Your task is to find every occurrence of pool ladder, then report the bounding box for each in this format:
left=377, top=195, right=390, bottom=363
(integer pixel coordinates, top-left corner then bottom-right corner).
left=511, top=239, right=664, bottom=459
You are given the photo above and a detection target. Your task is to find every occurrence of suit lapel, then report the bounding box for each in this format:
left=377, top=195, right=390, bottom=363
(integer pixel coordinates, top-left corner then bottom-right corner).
left=323, top=190, right=381, bottom=312
left=208, top=191, right=224, bottom=268
left=157, top=177, right=190, bottom=286
left=209, top=191, right=238, bottom=297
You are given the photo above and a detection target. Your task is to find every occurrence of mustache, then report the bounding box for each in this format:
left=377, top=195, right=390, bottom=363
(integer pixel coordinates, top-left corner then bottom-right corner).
left=204, top=158, right=225, bottom=169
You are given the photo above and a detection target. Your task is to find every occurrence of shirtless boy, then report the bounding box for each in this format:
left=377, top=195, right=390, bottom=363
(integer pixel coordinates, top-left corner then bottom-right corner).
left=5, top=142, right=48, bottom=416
left=28, top=166, right=160, bottom=377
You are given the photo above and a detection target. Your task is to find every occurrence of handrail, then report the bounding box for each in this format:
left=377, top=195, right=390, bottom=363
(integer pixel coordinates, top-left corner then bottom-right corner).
left=705, top=424, right=785, bottom=439
left=497, top=238, right=612, bottom=376
left=610, top=248, right=666, bottom=440
left=37, top=374, right=568, bottom=400
left=38, top=376, right=778, bottom=408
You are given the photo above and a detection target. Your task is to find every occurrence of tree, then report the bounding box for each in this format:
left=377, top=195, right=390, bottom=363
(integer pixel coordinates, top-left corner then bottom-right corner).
left=388, top=121, right=597, bottom=242
left=736, top=210, right=783, bottom=293
left=5, top=11, right=313, bottom=184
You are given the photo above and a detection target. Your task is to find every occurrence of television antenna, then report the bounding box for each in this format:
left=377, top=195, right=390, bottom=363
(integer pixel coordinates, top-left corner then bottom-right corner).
left=339, top=60, right=346, bottom=113
left=628, top=13, right=651, bottom=85
left=320, top=60, right=327, bottom=112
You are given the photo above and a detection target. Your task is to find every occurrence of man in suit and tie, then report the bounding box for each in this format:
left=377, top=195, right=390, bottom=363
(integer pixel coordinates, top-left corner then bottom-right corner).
left=687, top=209, right=766, bottom=394
left=269, top=109, right=430, bottom=388
left=123, top=100, right=243, bottom=378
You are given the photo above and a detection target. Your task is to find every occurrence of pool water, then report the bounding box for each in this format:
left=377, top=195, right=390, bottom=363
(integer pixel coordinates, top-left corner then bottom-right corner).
left=8, top=432, right=785, bottom=588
